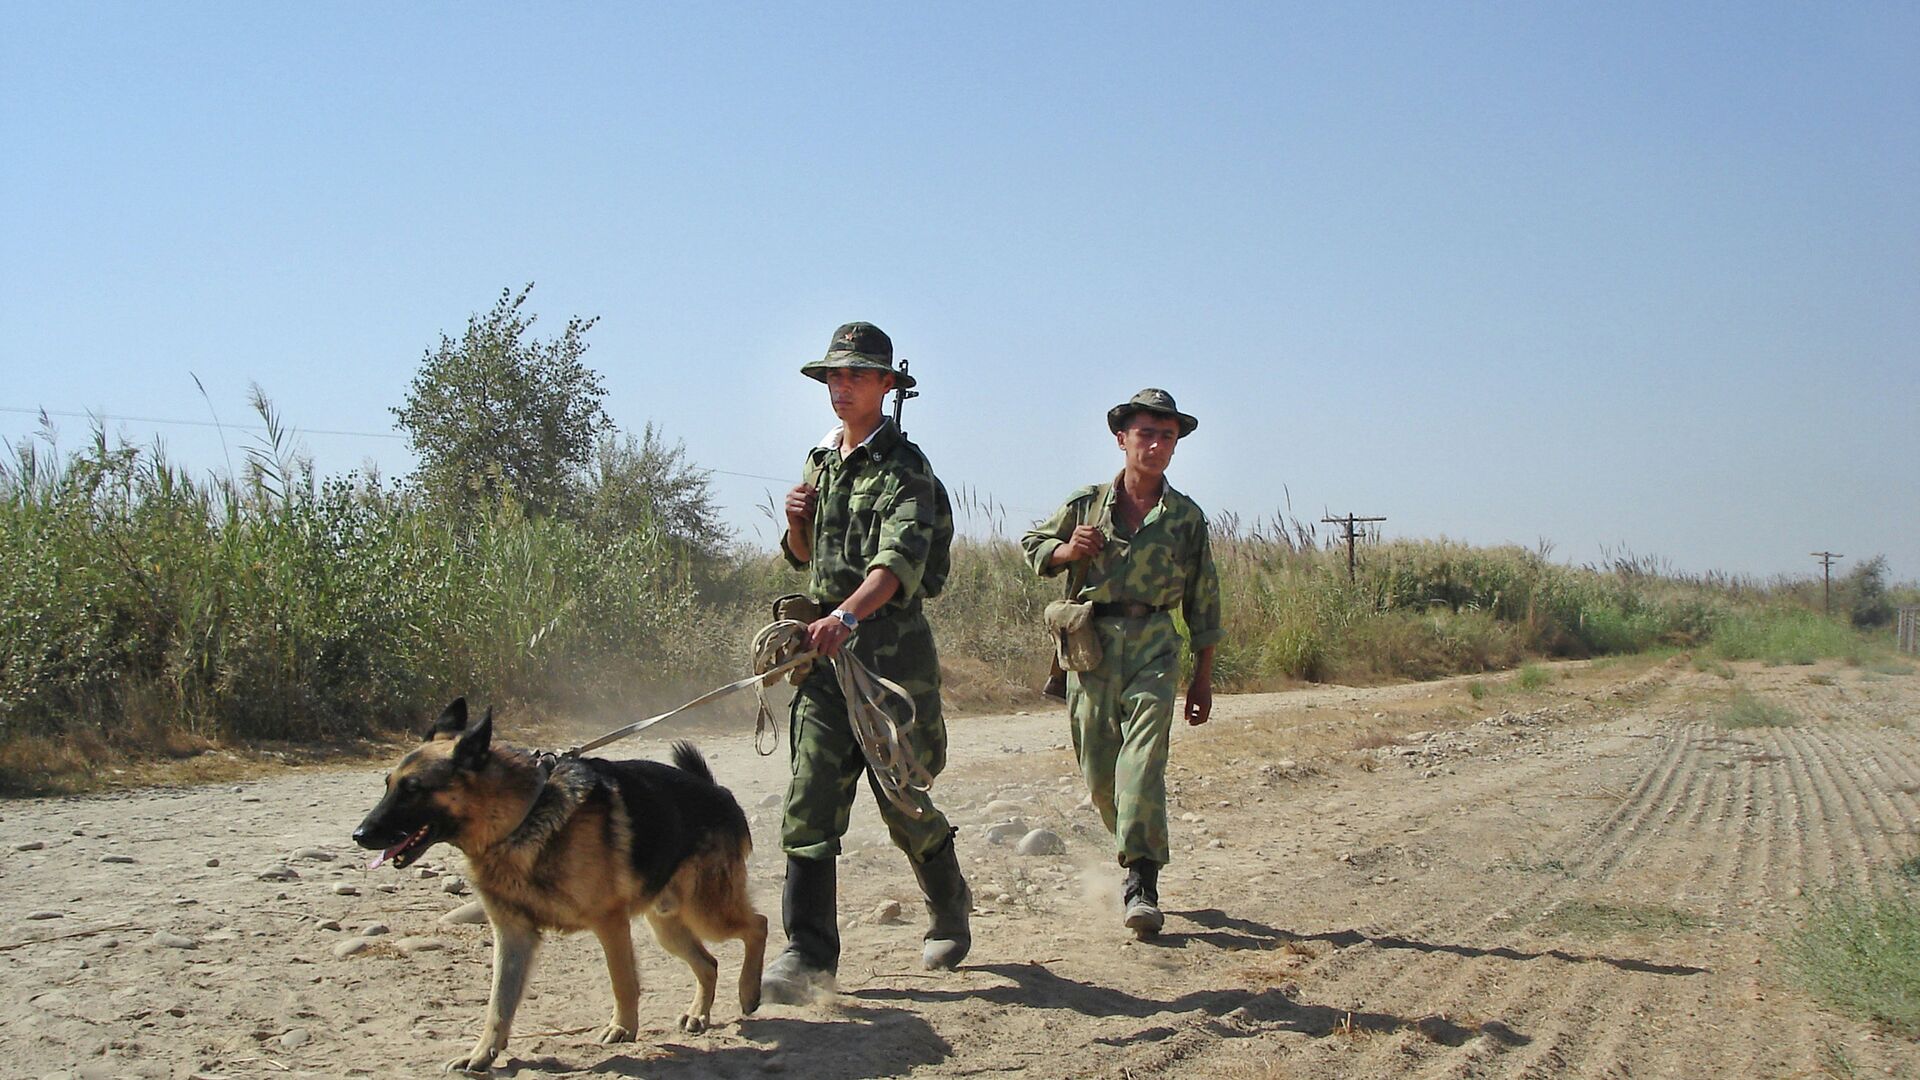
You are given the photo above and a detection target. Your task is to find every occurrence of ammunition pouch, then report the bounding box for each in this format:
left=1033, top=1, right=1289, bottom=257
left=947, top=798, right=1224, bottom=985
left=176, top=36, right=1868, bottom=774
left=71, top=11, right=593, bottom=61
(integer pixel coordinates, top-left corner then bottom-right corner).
left=771, top=594, right=823, bottom=685
left=773, top=593, right=823, bottom=625
left=1043, top=599, right=1103, bottom=673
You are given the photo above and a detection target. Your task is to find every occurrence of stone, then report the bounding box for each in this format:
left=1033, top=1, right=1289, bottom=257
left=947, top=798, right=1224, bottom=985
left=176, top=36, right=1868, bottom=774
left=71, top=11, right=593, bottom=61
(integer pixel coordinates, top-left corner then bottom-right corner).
left=871, top=900, right=903, bottom=925
left=1016, top=829, right=1066, bottom=856
left=292, top=848, right=334, bottom=862
left=331, top=938, right=371, bottom=958
left=205, top=858, right=220, bottom=868
left=758, top=793, right=782, bottom=808
left=394, top=936, right=445, bottom=955
left=983, top=799, right=1025, bottom=816
left=415, top=866, right=440, bottom=879
left=360, top=923, right=390, bottom=937
left=330, top=883, right=360, bottom=896
left=278, top=1027, right=310, bottom=1050
left=26, top=910, right=64, bottom=920
left=152, top=932, right=197, bottom=949
left=315, top=920, right=342, bottom=931
left=443, top=878, right=469, bottom=895
left=440, top=901, right=489, bottom=926
left=100, top=854, right=135, bottom=864
left=984, top=820, right=1028, bottom=844
left=258, top=865, right=299, bottom=882
left=13, top=841, right=45, bottom=852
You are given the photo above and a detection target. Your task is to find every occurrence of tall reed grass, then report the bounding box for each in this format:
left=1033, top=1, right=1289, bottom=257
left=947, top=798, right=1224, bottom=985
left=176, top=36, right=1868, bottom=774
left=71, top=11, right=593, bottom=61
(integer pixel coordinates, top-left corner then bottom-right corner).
left=3, top=424, right=1906, bottom=793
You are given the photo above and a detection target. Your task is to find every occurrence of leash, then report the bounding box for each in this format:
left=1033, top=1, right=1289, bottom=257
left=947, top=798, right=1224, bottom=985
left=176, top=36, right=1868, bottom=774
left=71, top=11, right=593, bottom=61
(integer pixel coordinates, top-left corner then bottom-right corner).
left=556, top=620, right=935, bottom=819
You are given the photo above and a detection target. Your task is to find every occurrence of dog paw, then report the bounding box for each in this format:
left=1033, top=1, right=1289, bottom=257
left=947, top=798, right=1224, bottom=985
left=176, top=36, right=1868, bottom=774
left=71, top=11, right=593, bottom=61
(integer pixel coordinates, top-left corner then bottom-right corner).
left=597, top=1023, right=636, bottom=1045
left=444, top=1054, right=494, bottom=1075
left=677, top=1012, right=711, bottom=1034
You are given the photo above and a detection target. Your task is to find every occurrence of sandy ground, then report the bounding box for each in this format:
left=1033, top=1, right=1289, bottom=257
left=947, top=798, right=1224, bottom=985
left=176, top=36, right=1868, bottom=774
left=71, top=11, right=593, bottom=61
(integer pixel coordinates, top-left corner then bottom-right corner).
left=4, top=657, right=1918, bottom=1080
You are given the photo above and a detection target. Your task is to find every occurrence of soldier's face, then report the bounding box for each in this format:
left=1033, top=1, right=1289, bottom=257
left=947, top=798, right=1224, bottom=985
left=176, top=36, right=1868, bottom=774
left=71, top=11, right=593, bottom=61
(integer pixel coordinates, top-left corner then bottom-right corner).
left=825, top=368, right=894, bottom=423
left=1116, top=414, right=1180, bottom=476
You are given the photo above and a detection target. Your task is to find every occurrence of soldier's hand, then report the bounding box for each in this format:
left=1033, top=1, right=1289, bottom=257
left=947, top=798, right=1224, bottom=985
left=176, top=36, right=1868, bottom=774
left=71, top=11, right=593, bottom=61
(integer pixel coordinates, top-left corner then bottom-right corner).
left=1184, top=680, right=1213, bottom=726
left=785, top=483, right=817, bottom=530
left=1057, top=524, right=1106, bottom=562
left=806, top=614, right=853, bottom=658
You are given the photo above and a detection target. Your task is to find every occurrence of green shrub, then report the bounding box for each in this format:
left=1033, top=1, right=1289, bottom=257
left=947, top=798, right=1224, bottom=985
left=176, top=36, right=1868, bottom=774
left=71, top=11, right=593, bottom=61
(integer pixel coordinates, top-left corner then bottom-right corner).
left=1787, top=878, right=1920, bottom=1035
left=1715, top=691, right=1796, bottom=729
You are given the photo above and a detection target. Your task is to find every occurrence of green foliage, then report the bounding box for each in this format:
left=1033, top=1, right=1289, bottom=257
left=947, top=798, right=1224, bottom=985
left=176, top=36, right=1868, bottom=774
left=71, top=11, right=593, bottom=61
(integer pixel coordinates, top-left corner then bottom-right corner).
left=393, top=284, right=611, bottom=517
left=1541, top=900, right=1706, bottom=937
left=1714, top=690, right=1797, bottom=729
left=1709, top=609, right=1862, bottom=666
left=1515, top=663, right=1552, bottom=690
left=0, top=409, right=717, bottom=777
left=1844, top=555, right=1895, bottom=629
left=1787, top=877, right=1920, bottom=1035
left=581, top=425, right=727, bottom=561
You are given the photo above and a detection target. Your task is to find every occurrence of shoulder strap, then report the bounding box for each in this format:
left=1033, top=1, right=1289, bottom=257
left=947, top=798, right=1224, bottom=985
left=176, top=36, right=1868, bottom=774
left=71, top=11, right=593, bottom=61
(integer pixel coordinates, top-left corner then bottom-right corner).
left=1063, top=481, right=1110, bottom=600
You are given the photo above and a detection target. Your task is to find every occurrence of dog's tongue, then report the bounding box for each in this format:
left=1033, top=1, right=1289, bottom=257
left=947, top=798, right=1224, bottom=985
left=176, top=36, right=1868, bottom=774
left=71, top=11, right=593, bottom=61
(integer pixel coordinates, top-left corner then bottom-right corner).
left=368, top=847, right=397, bottom=870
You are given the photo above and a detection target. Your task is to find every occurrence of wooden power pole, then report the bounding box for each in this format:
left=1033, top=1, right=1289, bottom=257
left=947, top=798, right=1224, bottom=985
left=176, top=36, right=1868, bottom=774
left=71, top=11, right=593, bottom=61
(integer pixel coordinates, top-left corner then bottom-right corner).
left=1323, top=513, right=1387, bottom=582
left=1811, top=551, right=1843, bottom=616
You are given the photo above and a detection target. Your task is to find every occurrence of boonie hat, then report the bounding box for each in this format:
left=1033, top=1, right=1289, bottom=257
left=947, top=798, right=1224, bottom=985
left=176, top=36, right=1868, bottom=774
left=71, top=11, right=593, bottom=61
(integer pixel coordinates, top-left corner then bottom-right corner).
left=800, top=321, right=917, bottom=389
left=1107, top=388, right=1198, bottom=438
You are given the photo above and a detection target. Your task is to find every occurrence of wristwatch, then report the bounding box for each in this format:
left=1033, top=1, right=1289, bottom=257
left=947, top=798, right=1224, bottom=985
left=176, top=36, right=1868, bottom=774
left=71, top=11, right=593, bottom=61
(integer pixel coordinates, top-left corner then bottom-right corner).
left=830, top=608, right=859, bottom=631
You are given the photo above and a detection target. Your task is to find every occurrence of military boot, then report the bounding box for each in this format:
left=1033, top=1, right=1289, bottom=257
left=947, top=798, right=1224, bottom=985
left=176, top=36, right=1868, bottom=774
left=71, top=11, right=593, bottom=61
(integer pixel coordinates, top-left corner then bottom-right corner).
left=762, top=855, right=839, bottom=1004
left=910, top=833, right=972, bottom=970
left=1122, top=859, right=1163, bottom=938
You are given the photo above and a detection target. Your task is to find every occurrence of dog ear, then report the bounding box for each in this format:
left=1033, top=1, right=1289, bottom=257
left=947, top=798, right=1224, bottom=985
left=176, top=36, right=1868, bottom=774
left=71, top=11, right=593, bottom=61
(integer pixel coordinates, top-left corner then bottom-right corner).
left=452, top=708, right=493, bottom=771
left=426, top=698, right=469, bottom=741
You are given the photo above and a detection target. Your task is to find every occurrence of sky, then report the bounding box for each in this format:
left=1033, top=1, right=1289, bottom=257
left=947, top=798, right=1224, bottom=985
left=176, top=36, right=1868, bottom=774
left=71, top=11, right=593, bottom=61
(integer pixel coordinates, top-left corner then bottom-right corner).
left=3, top=4, right=1915, bottom=581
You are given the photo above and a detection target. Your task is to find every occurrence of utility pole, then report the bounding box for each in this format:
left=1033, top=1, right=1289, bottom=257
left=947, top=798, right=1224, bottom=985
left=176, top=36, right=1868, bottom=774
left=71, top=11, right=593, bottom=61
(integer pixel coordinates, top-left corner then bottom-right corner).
left=1322, top=513, right=1387, bottom=582
left=1811, top=551, right=1843, bottom=616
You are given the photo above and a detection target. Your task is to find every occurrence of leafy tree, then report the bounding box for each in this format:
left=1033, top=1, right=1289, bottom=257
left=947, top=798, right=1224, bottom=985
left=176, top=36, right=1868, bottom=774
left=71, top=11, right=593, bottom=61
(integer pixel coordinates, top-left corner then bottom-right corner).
left=1845, top=555, right=1894, bottom=628
left=581, top=425, right=728, bottom=560
left=393, top=285, right=610, bottom=517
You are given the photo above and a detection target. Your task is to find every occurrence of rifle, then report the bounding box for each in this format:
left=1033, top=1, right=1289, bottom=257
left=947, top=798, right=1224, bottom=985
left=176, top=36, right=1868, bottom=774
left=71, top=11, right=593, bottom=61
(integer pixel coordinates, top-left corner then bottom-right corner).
left=891, top=357, right=918, bottom=436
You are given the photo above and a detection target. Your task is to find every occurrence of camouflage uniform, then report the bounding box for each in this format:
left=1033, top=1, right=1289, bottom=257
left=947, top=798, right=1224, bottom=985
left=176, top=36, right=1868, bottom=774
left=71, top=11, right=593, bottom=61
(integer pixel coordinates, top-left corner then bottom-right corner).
left=1021, top=478, right=1222, bottom=866
left=779, top=417, right=957, bottom=863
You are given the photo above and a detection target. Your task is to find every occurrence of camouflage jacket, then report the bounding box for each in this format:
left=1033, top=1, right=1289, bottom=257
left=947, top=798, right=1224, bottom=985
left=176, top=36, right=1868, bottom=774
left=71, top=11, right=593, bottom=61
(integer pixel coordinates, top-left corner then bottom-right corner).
left=781, top=418, right=952, bottom=617
left=1019, top=475, right=1224, bottom=650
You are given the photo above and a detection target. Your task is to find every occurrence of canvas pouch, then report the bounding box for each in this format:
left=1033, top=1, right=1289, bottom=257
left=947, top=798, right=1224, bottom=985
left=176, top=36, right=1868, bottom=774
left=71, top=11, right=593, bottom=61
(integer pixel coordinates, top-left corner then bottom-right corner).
left=1043, top=598, right=1103, bottom=672
left=770, top=594, right=822, bottom=685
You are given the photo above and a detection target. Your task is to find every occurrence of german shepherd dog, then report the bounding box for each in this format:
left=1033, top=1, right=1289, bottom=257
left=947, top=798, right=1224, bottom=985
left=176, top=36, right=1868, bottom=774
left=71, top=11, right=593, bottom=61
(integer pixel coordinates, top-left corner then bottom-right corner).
left=353, top=699, right=766, bottom=1074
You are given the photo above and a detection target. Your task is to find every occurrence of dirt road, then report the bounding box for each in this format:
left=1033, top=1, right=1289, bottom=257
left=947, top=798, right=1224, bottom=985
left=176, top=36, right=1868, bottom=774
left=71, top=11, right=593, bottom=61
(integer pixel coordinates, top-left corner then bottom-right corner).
left=4, top=658, right=1916, bottom=1079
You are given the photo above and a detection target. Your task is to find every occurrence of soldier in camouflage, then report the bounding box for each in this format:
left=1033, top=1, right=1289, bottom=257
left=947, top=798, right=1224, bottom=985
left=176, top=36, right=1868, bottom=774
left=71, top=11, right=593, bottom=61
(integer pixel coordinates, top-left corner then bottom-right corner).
left=761, top=321, right=972, bottom=1003
left=1020, top=388, right=1222, bottom=938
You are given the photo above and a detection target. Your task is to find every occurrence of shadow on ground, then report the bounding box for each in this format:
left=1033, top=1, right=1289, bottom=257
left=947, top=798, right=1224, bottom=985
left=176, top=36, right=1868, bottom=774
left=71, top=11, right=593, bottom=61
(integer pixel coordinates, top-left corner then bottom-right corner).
left=1169, top=907, right=1709, bottom=977
left=482, top=1003, right=952, bottom=1079
left=855, top=959, right=1530, bottom=1049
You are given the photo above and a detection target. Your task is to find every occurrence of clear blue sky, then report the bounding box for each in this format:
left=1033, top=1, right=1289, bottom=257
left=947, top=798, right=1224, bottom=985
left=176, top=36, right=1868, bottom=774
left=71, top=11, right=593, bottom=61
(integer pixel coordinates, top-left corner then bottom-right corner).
left=4, top=4, right=1915, bottom=581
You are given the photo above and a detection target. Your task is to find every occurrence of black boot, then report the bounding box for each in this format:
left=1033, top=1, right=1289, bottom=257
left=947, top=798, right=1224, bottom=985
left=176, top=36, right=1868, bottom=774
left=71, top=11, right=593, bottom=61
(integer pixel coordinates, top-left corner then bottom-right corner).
left=1122, top=859, right=1163, bottom=938
left=911, top=833, right=972, bottom=970
left=762, top=855, right=839, bottom=1004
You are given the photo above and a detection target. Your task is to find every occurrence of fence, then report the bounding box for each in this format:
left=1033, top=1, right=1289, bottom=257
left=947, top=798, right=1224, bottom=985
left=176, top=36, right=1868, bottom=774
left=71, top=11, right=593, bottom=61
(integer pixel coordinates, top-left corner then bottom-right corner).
left=1901, top=606, right=1919, bottom=656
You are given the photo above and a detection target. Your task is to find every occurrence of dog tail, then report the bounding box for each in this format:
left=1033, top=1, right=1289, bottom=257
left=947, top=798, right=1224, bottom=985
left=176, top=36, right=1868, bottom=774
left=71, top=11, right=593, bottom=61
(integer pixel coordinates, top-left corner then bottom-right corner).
left=669, top=740, right=715, bottom=785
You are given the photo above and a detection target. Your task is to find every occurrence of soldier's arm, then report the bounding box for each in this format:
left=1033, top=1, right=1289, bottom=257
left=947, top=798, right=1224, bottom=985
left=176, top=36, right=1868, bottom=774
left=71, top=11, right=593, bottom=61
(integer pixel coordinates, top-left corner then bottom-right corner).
left=1185, top=645, right=1215, bottom=726
left=866, top=468, right=937, bottom=601
left=1182, top=515, right=1225, bottom=653
left=806, top=567, right=900, bottom=656
left=1020, top=489, right=1094, bottom=577
left=781, top=483, right=815, bottom=567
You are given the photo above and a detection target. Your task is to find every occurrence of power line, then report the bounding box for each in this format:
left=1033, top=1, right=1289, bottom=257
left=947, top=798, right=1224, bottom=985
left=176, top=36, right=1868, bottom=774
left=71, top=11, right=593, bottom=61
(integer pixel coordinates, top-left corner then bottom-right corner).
left=1811, top=551, right=1843, bottom=616
left=4, top=403, right=405, bottom=438
left=1323, top=512, right=1387, bottom=582
left=3, top=404, right=808, bottom=485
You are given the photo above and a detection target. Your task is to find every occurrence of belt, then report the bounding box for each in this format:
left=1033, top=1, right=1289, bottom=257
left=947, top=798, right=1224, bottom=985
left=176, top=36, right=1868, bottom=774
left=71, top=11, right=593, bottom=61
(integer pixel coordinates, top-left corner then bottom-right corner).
left=1092, top=601, right=1171, bottom=619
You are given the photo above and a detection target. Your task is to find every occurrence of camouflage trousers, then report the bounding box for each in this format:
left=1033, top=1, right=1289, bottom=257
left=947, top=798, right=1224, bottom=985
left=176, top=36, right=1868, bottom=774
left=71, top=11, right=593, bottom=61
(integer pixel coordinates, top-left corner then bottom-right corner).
left=1068, top=612, right=1180, bottom=866
left=782, top=608, right=955, bottom=864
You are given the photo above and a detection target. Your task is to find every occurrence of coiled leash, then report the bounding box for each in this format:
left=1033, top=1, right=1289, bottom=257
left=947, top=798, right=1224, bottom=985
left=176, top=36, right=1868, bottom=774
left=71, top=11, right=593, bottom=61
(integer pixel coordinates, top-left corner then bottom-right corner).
left=554, top=620, right=934, bottom=819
